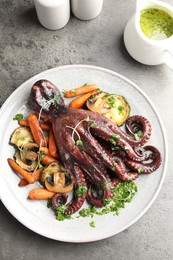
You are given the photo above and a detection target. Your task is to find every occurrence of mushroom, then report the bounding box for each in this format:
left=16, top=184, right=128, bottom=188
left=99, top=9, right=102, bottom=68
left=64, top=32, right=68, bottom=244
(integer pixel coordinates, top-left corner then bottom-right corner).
left=45, top=172, right=73, bottom=193
left=14, top=143, right=39, bottom=172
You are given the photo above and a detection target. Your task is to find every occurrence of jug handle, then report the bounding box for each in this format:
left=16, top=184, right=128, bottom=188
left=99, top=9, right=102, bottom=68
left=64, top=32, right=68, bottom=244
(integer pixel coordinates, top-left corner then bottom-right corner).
left=164, top=49, right=173, bottom=70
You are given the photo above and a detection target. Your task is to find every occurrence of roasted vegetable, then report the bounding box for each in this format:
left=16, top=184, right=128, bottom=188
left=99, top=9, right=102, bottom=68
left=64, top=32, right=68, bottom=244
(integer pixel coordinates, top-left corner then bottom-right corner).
left=86, top=92, right=130, bottom=126
left=14, top=150, right=37, bottom=172
left=40, top=162, right=73, bottom=193
left=21, top=143, right=39, bottom=161
left=40, top=161, right=63, bottom=185
left=10, top=127, right=33, bottom=147
left=45, top=172, right=73, bottom=193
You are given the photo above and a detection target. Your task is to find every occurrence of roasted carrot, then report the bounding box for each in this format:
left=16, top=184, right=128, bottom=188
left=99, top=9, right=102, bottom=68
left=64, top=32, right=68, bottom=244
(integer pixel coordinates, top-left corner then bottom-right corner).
left=48, top=128, right=59, bottom=158
left=18, top=168, right=42, bottom=187
left=64, top=84, right=99, bottom=98
left=19, top=119, right=50, bottom=131
left=40, top=155, right=57, bottom=165
left=8, top=158, right=35, bottom=184
left=32, top=168, right=42, bottom=181
left=45, top=135, right=49, bottom=145
left=69, top=90, right=100, bottom=109
left=28, top=188, right=55, bottom=200
left=18, top=178, right=29, bottom=187
left=39, top=147, right=51, bottom=156
left=27, top=114, right=46, bottom=147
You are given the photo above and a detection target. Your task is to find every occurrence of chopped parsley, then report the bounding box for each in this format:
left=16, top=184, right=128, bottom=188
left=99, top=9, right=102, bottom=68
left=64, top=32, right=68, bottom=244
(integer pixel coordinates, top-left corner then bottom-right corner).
left=55, top=205, right=71, bottom=221
left=135, top=130, right=143, bottom=140
left=109, top=134, right=120, bottom=145
left=47, top=199, right=52, bottom=208
left=78, top=181, right=137, bottom=218
left=50, top=95, right=60, bottom=106
left=90, top=221, right=96, bottom=228
left=137, top=130, right=143, bottom=137
left=138, top=168, right=143, bottom=174
left=13, top=114, right=23, bottom=121
left=75, top=185, right=87, bottom=196
left=112, top=134, right=120, bottom=140
left=107, top=95, right=116, bottom=108
left=118, top=105, right=125, bottom=113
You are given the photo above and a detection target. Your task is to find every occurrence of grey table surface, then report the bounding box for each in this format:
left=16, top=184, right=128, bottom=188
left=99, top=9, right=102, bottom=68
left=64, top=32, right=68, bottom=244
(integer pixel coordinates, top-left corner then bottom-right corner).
left=0, top=0, right=173, bottom=259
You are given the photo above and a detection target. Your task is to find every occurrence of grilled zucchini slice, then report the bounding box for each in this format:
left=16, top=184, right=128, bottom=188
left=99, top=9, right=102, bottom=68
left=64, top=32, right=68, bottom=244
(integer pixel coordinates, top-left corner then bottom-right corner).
left=14, top=150, right=37, bottom=172
left=86, top=92, right=130, bottom=126
left=10, top=127, right=33, bottom=147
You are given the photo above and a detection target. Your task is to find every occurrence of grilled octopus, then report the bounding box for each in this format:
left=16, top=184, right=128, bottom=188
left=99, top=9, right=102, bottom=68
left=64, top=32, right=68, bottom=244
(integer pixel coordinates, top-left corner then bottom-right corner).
left=29, top=79, right=161, bottom=215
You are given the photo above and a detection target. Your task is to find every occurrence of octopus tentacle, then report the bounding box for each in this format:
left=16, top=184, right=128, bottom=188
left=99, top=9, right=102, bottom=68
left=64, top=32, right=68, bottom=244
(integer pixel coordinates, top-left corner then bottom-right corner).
left=86, top=184, right=105, bottom=207
left=29, top=80, right=162, bottom=214
left=125, top=115, right=152, bottom=146
left=64, top=164, right=87, bottom=215
left=112, top=156, right=138, bottom=181
left=79, top=111, right=152, bottom=147
left=90, top=121, right=146, bottom=162
left=52, top=193, right=68, bottom=210
left=123, top=145, right=161, bottom=174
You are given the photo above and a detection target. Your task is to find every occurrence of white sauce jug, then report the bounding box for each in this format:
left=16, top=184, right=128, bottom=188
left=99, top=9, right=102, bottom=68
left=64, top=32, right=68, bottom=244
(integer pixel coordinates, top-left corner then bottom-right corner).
left=124, top=0, right=173, bottom=69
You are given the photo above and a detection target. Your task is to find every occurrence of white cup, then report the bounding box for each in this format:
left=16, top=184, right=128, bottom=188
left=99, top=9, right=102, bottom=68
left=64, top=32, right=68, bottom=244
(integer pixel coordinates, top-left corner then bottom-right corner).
left=71, top=0, right=103, bottom=20
left=34, top=0, right=70, bottom=30
left=124, top=0, right=173, bottom=69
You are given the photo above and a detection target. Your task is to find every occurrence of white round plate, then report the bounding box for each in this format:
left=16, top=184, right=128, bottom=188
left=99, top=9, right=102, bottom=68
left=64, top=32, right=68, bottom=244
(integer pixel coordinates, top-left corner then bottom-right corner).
left=0, top=65, right=167, bottom=242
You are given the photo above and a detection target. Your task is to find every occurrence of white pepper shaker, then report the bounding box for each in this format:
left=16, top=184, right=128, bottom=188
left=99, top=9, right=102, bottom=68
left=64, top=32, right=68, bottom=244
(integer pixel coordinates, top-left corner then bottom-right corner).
left=71, top=0, right=103, bottom=20
left=34, top=0, right=70, bottom=30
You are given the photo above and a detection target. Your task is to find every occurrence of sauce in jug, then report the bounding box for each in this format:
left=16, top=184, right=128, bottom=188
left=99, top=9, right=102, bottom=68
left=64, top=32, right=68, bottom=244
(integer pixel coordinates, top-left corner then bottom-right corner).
left=140, top=8, right=173, bottom=40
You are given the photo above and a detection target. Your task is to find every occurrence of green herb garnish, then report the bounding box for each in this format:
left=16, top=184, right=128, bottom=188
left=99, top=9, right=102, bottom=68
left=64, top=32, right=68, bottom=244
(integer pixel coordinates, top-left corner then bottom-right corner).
left=118, top=105, right=125, bottom=112
left=55, top=205, right=71, bottom=221
left=90, top=221, right=96, bottom=228
left=107, top=95, right=116, bottom=108
left=135, top=130, right=143, bottom=140
left=13, top=114, right=23, bottom=121
left=137, top=130, right=143, bottom=137
left=75, top=185, right=87, bottom=196
left=138, top=168, right=143, bottom=174
left=47, top=199, right=52, bottom=208
left=76, top=139, right=84, bottom=149
left=78, top=181, right=137, bottom=218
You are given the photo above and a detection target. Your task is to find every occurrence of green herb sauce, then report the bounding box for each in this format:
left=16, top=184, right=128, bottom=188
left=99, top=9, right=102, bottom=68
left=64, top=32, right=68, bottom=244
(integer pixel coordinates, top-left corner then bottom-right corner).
left=140, top=8, right=173, bottom=40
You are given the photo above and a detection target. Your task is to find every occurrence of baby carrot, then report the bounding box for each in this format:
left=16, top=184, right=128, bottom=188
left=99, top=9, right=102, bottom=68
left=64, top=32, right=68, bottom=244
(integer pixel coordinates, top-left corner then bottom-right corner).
left=32, top=168, right=43, bottom=181
left=19, top=119, right=50, bottom=131
left=18, top=178, right=29, bottom=187
left=8, top=158, right=35, bottom=184
left=64, top=84, right=99, bottom=98
left=39, top=147, right=51, bottom=156
left=48, top=128, right=59, bottom=158
left=69, top=90, right=100, bottom=109
left=28, top=188, right=55, bottom=200
left=45, top=135, right=49, bottom=145
left=27, top=114, right=46, bottom=147
left=18, top=168, right=43, bottom=187
left=40, top=154, right=57, bottom=165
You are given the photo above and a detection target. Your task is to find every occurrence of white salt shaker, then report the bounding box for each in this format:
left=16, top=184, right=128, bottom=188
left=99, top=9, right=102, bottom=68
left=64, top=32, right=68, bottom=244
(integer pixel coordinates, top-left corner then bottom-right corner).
left=71, top=0, right=103, bottom=20
left=34, top=0, right=70, bottom=30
